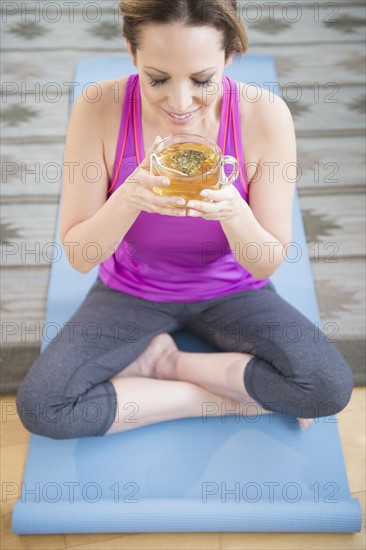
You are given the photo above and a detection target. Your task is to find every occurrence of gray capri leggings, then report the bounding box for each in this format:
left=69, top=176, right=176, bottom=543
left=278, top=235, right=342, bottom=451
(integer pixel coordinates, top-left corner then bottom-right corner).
left=16, top=276, right=354, bottom=439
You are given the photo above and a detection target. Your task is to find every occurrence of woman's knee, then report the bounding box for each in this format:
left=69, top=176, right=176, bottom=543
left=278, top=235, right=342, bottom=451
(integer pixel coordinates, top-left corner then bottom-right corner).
left=296, top=348, right=354, bottom=418
left=16, top=374, right=71, bottom=439
left=16, top=382, right=103, bottom=440
left=319, top=350, right=354, bottom=415
left=16, top=352, right=76, bottom=439
left=16, top=367, right=116, bottom=440
left=249, top=345, right=354, bottom=419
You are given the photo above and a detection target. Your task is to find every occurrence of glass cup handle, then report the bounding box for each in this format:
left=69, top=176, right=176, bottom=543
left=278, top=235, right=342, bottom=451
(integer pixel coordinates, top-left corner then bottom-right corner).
left=150, top=153, right=157, bottom=175
left=219, top=155, right=240, bottom=187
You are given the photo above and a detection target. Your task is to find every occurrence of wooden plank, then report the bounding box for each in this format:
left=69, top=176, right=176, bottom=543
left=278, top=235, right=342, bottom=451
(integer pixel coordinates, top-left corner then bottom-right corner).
left=2, top=4, right=365, bottom=49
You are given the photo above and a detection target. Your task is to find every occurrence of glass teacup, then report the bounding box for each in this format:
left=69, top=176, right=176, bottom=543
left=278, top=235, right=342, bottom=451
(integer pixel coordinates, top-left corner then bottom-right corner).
left=150, top=134, right=239, bottom=206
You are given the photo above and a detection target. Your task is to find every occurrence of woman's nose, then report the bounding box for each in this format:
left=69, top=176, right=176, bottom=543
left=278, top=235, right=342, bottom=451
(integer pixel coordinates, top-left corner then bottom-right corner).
left=167, top=84, right=195, bottom=113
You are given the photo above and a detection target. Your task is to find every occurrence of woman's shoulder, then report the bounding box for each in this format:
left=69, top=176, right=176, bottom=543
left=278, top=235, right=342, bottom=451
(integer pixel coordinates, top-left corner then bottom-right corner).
left=74, top=75, right=132, bottom=131
left=234, top=79, right=293, bottom=135
left=74, top=75, right=134, bottom=142
left=90, top=75, right=132, bottom=113
left=231, top=80, right=293, bottom=186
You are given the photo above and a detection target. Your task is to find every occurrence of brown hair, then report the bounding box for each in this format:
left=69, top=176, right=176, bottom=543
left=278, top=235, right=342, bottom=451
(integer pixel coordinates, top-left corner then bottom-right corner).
left=119, top=0, right=248, bottom=63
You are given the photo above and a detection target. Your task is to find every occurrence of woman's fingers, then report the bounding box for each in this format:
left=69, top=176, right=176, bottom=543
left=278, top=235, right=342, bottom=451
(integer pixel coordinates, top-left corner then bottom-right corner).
left=146, top=189, right=187, bottom=215
left=126, top=134, right=201, bottom=216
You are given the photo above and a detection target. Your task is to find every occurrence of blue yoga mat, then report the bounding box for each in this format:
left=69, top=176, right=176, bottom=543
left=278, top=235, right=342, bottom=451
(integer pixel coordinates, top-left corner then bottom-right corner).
left=12, top=54, right=361, bottom=534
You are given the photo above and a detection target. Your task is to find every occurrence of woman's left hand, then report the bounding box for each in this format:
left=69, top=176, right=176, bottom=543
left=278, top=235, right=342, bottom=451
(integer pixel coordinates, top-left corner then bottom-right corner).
left=183, top=178, right=246, bottom=221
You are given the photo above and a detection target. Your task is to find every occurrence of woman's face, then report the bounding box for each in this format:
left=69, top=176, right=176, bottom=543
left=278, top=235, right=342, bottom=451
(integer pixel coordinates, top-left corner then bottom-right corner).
left=127, top=22, right=232, bottom=131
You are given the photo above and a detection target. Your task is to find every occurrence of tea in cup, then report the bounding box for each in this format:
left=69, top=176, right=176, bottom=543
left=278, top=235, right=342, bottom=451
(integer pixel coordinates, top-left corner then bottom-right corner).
left=150, top=134, right=239, bottom=206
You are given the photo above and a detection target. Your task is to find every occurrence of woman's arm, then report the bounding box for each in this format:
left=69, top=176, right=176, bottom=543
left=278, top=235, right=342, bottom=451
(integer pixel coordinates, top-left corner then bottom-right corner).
left=62, top=187, right=140, bottom=274
left=60, top=82, right=139, bottom=274
left=220, top=90, right=297, bottom=279
left=60, top=80, right=187, bottom=274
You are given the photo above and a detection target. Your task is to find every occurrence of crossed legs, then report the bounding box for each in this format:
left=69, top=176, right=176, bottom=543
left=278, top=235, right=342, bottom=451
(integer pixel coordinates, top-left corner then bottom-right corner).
left=104, top=333, right=313, bottom=435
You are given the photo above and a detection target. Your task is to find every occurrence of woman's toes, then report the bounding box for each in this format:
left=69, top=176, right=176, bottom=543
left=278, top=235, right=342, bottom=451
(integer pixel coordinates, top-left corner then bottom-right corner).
left=131, top=332, right=176, bottom=378
left=297, top=417, right=314, bottom=429
left=153, top=332, right=177, bottom=352
left=113, top=333, right=178, bottom=380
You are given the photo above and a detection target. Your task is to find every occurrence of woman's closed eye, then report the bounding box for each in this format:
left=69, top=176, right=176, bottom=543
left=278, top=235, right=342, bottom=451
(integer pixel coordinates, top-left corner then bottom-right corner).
left=149, top=78, right=213, bottom=89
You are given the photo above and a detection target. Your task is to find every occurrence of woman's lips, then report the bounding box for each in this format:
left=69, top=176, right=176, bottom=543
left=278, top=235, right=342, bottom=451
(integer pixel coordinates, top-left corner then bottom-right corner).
left=163, top=107, right=200, bottom=124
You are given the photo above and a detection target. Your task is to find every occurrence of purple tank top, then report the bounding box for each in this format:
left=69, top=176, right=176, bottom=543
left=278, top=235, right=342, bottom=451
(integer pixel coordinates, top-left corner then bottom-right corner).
left=98, top=74, right=270, bottom=301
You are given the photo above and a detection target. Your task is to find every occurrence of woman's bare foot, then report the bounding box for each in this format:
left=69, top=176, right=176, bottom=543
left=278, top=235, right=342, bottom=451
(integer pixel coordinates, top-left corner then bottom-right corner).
left=116, top=333, right=180, bottom=380
left=297, top=417, right=313, bottom=429
left=116, top=337, right=315, bottom=432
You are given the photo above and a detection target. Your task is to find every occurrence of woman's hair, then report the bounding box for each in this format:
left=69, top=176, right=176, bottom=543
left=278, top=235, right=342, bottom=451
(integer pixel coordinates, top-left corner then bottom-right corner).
left=119, top=0, right=248, bottom=62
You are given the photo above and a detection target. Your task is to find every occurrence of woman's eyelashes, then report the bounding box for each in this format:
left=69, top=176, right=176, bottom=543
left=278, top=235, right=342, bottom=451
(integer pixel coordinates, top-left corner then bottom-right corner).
left=149, top=78, right=213, bottom=89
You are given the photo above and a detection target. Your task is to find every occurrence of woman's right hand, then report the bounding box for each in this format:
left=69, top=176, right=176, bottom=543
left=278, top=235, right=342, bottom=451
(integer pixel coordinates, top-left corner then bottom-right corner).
left=121, top=135, right=187, bottom=216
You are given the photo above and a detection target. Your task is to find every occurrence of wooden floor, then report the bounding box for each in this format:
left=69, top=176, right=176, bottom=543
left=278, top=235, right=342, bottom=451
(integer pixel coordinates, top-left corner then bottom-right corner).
left=1, top=389, right=365, bottom=549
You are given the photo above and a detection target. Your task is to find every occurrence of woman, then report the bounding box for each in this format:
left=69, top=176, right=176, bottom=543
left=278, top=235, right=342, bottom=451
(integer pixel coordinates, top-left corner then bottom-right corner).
left=16, top=0, right=354, bottom=439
